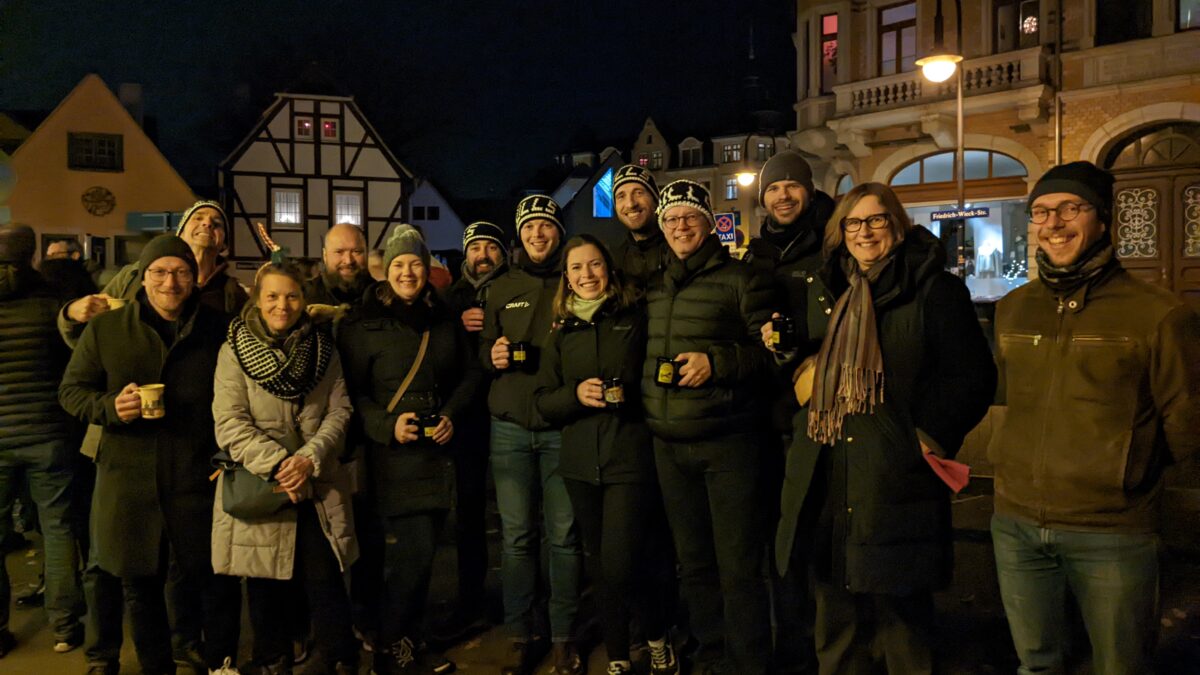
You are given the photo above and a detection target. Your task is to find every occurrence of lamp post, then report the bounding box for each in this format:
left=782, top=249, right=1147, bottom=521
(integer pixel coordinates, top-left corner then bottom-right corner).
left=915, top=0, right=965, bottom=211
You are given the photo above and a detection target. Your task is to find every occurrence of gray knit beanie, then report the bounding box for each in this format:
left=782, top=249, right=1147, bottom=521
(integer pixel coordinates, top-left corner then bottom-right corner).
left=757, top=151, right=815, bottom=206
left=176, top=200, right=229, bottom=236
left=383, top=224, right=430, bottom=270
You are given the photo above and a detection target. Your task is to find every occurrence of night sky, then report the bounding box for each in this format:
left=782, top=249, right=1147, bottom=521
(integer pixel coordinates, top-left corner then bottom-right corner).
left=0, top=0, right=795, bottom=203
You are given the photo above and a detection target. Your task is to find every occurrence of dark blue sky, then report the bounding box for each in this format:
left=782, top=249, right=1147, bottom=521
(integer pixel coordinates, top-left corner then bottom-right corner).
left=0, top=0, right=795, bottom=200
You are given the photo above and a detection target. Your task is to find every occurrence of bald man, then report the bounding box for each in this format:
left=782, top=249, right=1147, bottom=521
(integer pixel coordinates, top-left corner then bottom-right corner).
left=305, top=223, right=374, bottom=309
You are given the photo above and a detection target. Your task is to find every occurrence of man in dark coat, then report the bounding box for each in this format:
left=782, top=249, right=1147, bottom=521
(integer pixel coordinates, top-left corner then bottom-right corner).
left=612, top=164, right=668, bottom=289
left=436, top=221, right=509, bottom=640
left=990, top=162, right=1200, bottom=674
left=304, top=222, right=374, bottom=314
left=0, top=225, right=85, bottom=658
left=59, top=235, right=240, bottom=675
left=642, top=180, right=777, bottom=675
left=742, top=150, right=835, bottom=673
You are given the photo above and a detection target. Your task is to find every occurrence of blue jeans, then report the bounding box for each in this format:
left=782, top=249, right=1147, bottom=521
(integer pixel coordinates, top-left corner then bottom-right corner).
left=0, top=439, right=84, bottom=641
left=991, top=514, right=1159, bottom=675
left=490, top=418, right=581, bottom=642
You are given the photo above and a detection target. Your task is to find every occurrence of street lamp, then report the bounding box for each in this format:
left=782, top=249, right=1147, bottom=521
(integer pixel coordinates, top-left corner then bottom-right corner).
left=915, top=0, right=965, bottom=211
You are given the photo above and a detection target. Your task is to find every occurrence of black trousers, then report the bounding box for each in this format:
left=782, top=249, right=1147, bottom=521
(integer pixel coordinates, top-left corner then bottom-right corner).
left=654, top=433, right=773, bottom=675
left=246, top=502, right=357, bottom=667
left=813, top=579, right=934, bottom=675
left=379, top=510, right=448, bottom=644
left=563, top=479, right=671, bottom=662
left=452, top=417, right=490, bottom=605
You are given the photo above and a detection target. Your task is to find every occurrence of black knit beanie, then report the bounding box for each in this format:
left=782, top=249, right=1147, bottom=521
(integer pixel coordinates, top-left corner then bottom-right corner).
left=462, top=221, right=509, bottom=256
left=757, top=150, right=815, bottom=206
left=515, top=195, right=565, bottom=236
left=0, top=224, right=36, bottom=265
left=139, top=234, right=198, bottom=279
left=1028, top=161, right=1115, bottom=225
left=613, top=165, right=660, bottom=201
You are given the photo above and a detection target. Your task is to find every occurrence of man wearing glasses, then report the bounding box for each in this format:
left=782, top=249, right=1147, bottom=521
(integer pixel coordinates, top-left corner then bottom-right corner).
left=642, top=180, right=776, bottom=675
left=59, top=235, right=238, bottom=675
left=989, top=162, right=1200, bottom=674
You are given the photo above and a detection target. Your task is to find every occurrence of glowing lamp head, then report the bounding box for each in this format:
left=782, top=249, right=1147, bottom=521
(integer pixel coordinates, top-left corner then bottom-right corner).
left=916, top=53, right=963, bottom=83
left=736, top=171, right=756, bottom=187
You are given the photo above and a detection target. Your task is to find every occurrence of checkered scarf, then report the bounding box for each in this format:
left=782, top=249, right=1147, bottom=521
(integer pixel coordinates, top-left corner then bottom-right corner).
left=228, top=309, right=332, bottom=402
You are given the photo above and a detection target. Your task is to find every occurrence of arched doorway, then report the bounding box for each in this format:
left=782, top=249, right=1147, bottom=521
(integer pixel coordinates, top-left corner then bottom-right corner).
left=1103, top=122, right=1200, bottom=307
left=887, top=149, right=1031, bottom=301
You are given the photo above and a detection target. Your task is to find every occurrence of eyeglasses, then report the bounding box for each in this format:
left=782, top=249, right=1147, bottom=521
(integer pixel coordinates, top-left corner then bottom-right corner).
left=146, top=268, right=194, bottom=282
left=1029, top=202, right=1093, bottom=224
left=662, top=213, right=707, bottom=229
left=841, top=213, right=891, bottom=233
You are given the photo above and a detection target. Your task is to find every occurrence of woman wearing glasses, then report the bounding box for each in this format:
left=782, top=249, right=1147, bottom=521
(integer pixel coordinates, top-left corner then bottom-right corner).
left=771, top=182, right=996, bottom=673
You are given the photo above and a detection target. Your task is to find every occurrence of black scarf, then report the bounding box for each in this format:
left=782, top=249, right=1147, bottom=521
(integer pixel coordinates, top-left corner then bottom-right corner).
left=1035, top=237, right=1117, bottom=296
left=665, top=235, right=722, bottom=291
left=229, top=304, right=333, bottom=402
left=518, top=246, right=563, bottom=278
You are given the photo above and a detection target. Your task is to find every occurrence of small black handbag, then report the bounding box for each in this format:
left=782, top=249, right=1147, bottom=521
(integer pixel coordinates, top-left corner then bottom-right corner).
left=211, top=426, right=304, bottom=520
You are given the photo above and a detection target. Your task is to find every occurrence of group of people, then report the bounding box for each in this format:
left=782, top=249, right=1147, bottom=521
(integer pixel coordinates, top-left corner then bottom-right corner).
left=0, top=150, right=1195, bottom=675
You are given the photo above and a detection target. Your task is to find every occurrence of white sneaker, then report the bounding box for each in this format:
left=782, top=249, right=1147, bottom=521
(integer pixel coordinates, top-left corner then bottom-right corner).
left=209, top=656, right=241, bottom=674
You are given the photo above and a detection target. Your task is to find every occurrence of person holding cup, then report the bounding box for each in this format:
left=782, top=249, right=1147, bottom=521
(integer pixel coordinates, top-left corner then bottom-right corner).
left=479, top=195, right=584, bottom=675
left=641, top=180, right=777, bottom=675
left=533, top=234, right=678, bottom=675
left=58, top=234, right=240, bottom=675
left=337, top=224, right=481, bottom=675
left=210, top=258, right=358, bottom=674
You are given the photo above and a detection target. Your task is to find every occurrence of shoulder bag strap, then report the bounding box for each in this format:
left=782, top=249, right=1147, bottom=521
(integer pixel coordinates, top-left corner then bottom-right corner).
left=386, top=330, right=430, bottom=414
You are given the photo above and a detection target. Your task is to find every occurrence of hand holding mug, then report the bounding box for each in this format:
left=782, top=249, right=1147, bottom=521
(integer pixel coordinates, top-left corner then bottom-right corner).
left=575, top=377, right=605, bottom=408
left=68, top=294, right=114, bottom=323
left=491, top=336, right=511, bottom=370
left=393, top=412, right=420, bottom=444
left=761, top=312, right=781, bottom=351
left=114, top=382, right=142, bottom=422
left=431, top=416, right=454, bottom=445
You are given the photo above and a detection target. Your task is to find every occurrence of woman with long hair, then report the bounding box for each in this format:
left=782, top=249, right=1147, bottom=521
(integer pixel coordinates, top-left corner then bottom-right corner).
left=772, top=183, right=996, bottom=673
left=337, top=225, right=481, bottom=675
left=211, top=259, right=358, bottom=674
left=534, top=234, right=678, bottom=675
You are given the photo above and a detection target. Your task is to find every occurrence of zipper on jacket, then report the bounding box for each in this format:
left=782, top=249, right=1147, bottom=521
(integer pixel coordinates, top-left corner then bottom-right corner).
left=1071, top=335, right=1132, bottom=344
left=1036, top=297, right=1067, bottom=524
left=661, top=295, right=676, bottom=419
left=594, top=321, right=603, bottom=484
left=1003, top=332, right=1042, bottom=346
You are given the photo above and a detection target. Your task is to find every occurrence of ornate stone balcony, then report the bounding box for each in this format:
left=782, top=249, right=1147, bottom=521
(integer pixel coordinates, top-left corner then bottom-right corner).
left=833, top=46, right=1049, bottom=117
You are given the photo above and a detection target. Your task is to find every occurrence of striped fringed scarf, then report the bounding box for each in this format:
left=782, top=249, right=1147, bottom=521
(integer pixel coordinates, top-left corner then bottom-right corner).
left=806, top=254, right=893, bottom=444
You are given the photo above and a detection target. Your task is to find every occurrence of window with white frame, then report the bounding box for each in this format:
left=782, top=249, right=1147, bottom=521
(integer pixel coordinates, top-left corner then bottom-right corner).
left=321, top=118, right=340, bottom=141
left=637, top=153, right=650, bottom=167
left=756, top=141, right=772, bottom=161
left=722, top=143, right=742, bottom=163
left=334, top=192, right=362, bottom=225
left=725, top=177, right=738, bottom=200
left=272, top=189, right=303, bottom=230
left=295, top=117, right=314, bottom=140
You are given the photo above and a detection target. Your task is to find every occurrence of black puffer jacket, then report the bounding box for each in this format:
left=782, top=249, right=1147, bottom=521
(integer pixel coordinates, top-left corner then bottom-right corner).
left=775, top=227, right=996, bottom=593
left=479, top=253, right=561, bottom=430
left=338, top=285, right=482, bottom=515
left=535, top=300, right=654, bottom=484
left=0, top=265, right=78, bottom=451
left=641, top=236, right=776, bottom=442
left=614, top=229, right=668, bottom=290
left=744, top=190, right=837, bottom=432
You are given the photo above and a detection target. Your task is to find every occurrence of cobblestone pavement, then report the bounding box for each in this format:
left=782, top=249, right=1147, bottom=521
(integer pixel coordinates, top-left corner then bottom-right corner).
left=4, top=481, right=1199, bottom=673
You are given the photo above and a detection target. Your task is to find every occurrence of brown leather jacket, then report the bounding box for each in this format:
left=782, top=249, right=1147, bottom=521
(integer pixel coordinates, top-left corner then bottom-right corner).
left=989, top=265, right=1200, bottom=533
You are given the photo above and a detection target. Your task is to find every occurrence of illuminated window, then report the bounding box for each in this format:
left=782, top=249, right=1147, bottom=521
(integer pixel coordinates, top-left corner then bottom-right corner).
left=321, top=119, right=339, bottom=141
left=272, top=189, right=303, bottom=230
left=1182, top=0, right=1200, bottom=30
left=836, top=174, right=854, bottom=196
left=878, top=2, right=917, bottom=76
left=295, top=117, right=313, bottom=140
left=889, top=150, right=1028, bottom=185
left=820, top=13, right=838, bottom=94
left=725, top=177, right=738, bottom=200
left=722, top=144, right=742, bottom=163
left=594, top=168, right=614, bottom=218
left=334, top=192, right=362, bottom=225
left=756, top=141, right=772, bottom=161
left=995, top=0, right=1039, bottom=52
left=650, top=151, right=663, bottom=170
left=637, top=153, right=649, bottom=167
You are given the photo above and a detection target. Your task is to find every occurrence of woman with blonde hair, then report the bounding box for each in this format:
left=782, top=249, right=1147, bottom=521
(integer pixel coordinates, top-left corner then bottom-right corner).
left=211, top=258, right=358, bottom=674
left=772, top=182, right=996, bottom=673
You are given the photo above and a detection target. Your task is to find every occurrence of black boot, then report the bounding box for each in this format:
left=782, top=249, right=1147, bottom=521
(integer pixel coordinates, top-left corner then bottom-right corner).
left=500, top=637, right=548, bottom=675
